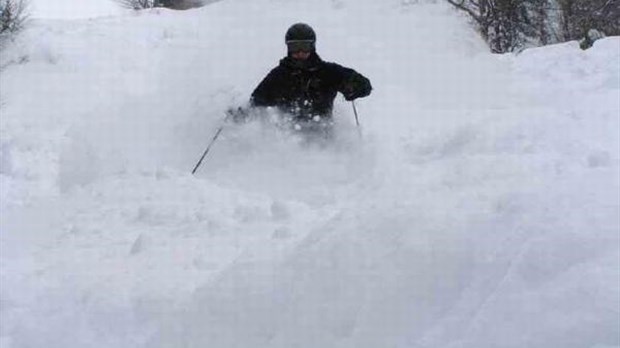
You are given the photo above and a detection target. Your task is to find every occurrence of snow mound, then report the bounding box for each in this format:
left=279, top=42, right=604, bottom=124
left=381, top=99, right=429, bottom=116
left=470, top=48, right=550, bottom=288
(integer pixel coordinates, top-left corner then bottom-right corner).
left=1, top=1, right=618, bottom=348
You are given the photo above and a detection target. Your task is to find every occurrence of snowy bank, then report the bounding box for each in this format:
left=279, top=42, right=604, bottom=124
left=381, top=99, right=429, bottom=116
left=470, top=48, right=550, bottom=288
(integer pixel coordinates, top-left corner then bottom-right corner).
left=0, top=1, right=618, bottom=347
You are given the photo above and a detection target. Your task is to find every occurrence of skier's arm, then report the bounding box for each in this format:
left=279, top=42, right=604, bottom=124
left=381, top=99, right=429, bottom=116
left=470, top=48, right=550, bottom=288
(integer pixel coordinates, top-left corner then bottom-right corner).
left=250, top=68, right=282, bottom=107
left=332, top=64, right=372, bottom=101
left=226, top=68, right=282, bottom=124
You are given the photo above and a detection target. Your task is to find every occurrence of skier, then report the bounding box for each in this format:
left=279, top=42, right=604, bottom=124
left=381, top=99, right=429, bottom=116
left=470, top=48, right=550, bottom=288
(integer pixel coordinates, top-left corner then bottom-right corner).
left=193, top=23, right=372, bottom=173
left=230, top=23, right=372, bottom=132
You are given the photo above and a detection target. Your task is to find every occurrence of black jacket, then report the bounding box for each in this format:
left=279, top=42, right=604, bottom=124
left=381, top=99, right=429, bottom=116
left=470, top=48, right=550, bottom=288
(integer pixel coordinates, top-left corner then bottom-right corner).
left=251, top=53, right=372, bottom=120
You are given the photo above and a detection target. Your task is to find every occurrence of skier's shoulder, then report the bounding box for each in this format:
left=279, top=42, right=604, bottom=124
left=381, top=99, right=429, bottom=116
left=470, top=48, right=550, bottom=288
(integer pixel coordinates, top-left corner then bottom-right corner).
left=259, top=62, right=288, bottom=84
left=318, top=59, right=343, bottom=70
left=319, top=60, right=354, bottom=75
left=269, top=62, right=288, bottom=76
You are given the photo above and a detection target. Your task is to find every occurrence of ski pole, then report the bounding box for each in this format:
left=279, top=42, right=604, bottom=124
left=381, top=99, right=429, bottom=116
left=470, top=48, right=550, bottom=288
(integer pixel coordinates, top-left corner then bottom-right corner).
left=351, top=100, right=361, bottom=127
left=351, top=100, right=363, bottom=138
left=191, top=125, right=225, bottom=175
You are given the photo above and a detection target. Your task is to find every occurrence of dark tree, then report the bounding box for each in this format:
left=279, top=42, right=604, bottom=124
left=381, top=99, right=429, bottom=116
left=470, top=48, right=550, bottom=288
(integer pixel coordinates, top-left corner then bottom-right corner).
left=447, top=0, right=528, bottom=52
left=0, top=0, right=27, bottom=36
left=0, top=0, right=28, bottom=50
left=558, top=0, right=619, bottom=41
left=448, top=0, right=619, bottom=52
left=116, top=0, right=205, bottom=10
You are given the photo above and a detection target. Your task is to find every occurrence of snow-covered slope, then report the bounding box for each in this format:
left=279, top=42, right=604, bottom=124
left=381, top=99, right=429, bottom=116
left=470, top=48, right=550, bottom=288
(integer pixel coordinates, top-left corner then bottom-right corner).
left=1, top=0, right=618, bottom=347
left=28, top=0, right=125, bottom=19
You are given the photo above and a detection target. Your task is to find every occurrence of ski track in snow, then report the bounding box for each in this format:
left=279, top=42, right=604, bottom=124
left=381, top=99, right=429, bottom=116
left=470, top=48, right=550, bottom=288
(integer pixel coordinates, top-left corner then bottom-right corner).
left=0, top=0, right=619, bottom=347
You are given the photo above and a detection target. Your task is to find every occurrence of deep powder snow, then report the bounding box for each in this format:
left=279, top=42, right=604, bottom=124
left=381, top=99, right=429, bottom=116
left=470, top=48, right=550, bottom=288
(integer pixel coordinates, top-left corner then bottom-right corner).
left=0, top=0, right=618, bottom=347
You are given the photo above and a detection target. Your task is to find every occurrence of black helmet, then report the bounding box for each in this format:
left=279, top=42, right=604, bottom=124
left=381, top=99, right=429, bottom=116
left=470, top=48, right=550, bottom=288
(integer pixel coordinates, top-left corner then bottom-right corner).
left=285, top=23, right=316, bottom=43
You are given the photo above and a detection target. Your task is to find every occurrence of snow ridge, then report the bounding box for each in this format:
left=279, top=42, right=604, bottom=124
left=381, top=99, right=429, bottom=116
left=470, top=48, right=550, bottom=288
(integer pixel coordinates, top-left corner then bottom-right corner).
left=1, top=1, right=618, bottom=347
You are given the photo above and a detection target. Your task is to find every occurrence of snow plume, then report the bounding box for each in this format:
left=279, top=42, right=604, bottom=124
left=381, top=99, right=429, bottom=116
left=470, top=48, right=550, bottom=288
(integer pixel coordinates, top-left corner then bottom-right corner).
left=0, top=0, right=618, bottom=347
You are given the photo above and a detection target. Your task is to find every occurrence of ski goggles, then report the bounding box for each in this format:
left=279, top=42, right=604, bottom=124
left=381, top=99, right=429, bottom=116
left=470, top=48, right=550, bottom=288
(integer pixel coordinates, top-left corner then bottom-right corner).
left=286, top=40, right=315, bottom=53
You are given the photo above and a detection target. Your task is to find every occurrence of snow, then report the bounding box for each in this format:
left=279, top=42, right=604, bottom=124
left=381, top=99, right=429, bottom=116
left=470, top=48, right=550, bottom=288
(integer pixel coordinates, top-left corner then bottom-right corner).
left=28, top=0, right=125, bottom=19
left=1, top=0, right=618, bottom=347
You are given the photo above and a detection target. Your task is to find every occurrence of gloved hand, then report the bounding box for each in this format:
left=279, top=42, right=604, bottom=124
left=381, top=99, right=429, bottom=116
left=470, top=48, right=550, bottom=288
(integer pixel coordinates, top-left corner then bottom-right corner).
left=343, top=86, right=363, bottom=101
left=342, top=73, right=371, bottom=101
left=226, top=106, right=250, bottom=123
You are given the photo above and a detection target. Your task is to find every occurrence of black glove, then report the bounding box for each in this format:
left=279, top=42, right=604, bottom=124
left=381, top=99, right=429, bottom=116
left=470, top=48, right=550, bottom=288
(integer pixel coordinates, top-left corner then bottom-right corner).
left=343, top=87, right=363, bottom=101
left=342, top=73, right=371, bottom=101
left=226, top=106, right=250, bottom=123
